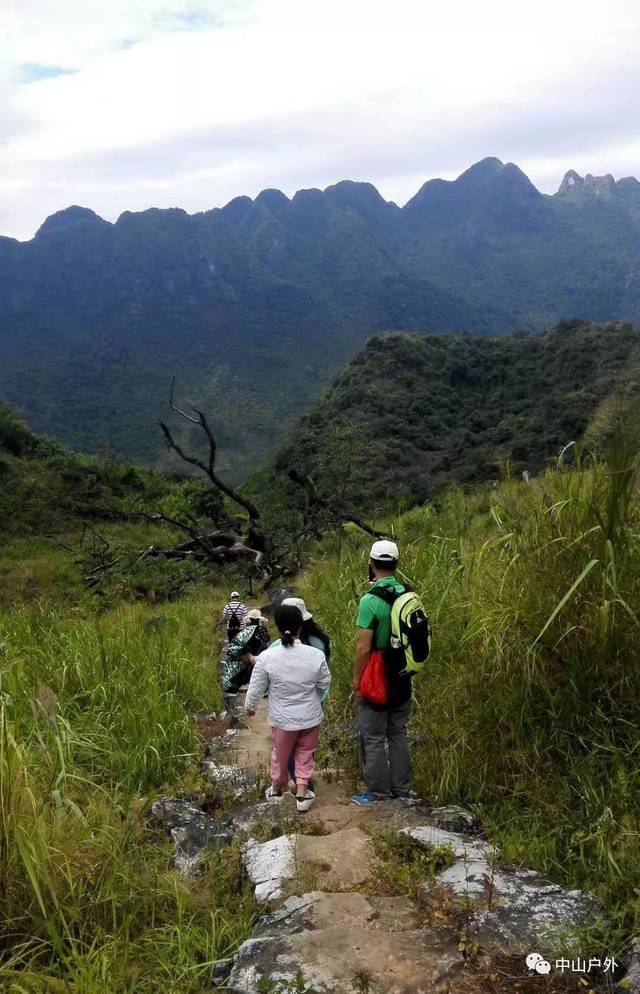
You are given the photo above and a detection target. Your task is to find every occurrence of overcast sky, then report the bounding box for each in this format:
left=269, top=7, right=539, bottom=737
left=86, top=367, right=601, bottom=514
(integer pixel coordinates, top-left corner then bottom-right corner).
left=1, top=0, right=639, bottom=240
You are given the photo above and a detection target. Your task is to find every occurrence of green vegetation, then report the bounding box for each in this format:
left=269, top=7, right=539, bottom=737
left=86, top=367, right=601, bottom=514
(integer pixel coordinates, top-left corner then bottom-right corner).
left=272, top=320, right=640, bottom=514
left=302, top=429, right=640, bottom=943
left=367, top=827, right=454, bottom=901
left=0, top=400, right=235, bottom=607
left=0, top=407, right=264, bottom=990
left=257, top=971, right=320, bottom=994
left=0, top=399, right=166, bottom=536
left=0, top=399, right=227, bottom=539
left=2, top=158, right=640, bottom=481
left=1, top=313, right=640, bottom=987
left=0, top=592, right=263, bottom=993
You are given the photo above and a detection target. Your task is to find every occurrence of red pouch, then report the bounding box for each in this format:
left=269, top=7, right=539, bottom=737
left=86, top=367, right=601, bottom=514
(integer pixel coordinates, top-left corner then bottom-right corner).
left=359, top=649, right=388, bottom=705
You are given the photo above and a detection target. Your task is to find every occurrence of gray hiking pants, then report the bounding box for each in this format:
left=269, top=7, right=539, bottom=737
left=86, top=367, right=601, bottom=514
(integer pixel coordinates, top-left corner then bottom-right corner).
left=357, top=698, right=412, bottom=798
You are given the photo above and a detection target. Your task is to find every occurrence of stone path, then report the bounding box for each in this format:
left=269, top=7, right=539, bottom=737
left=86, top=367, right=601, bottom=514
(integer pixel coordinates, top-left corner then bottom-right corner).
left=154, top=689, right=616, bottom=992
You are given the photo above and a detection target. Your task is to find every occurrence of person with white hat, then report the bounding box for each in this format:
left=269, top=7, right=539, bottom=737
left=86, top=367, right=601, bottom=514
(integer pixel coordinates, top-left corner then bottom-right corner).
left=220, top=591, right=247, bottom=643
left=221, top=607, right=270, bottom=697
left=280, top=596, right=332, bottom=793
left=281, top=597, right=331, bottom=664
left=351, top=540, right=413, bottom=805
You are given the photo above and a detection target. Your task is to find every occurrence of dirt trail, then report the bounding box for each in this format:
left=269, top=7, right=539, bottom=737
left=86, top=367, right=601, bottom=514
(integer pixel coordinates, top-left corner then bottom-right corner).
left=205, top=690, right=606, bottom=994
left=222, top=691, right=465, bottom=992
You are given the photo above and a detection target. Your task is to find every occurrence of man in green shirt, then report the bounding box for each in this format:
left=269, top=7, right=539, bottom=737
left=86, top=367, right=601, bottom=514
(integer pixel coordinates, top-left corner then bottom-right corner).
left=351, top=540, right=413, bottom=805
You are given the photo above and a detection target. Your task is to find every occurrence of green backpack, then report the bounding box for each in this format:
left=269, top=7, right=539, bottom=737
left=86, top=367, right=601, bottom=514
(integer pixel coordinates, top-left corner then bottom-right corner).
left=370, top=584, right=431, bottom=675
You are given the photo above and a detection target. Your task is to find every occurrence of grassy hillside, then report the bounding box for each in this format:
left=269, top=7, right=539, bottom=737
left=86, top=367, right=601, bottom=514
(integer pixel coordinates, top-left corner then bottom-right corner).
left=0, top=400, right=231, bottom=606
left=0, top=592, right=265, bottom=993
left=0, top=406, right=264, bottom=991
left=301, top=435, right=640, bottom=941
left=271, top=319, right=640, bottom=514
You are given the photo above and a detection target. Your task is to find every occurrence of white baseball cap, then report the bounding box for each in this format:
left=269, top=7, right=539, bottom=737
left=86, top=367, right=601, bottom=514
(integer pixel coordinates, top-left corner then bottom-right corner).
left=282, top=597, right=312, bottom=621
left=370, top=540, right=399, bottom=562
left=230, top=591, right=240, bottom=599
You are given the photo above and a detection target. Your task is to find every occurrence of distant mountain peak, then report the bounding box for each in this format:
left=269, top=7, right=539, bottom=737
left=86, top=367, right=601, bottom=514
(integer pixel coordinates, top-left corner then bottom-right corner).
left=618, top=176, right=640, bottom=190
left=556, top=170, right=618, bottom=199
left=220, top=195, right=255, bottom=224
left=324, top=179, right=384, bottom=201
left=494, top=161, right=541, bottom=199
left=557, top=170, right=584, bottom=195
left=255, top=188, right=290, bottom=211
left=406, top=157, right=540, bottom=211
left=456, top=157, right=505, bottom=186
left=36, top=206, right=108, bottom=238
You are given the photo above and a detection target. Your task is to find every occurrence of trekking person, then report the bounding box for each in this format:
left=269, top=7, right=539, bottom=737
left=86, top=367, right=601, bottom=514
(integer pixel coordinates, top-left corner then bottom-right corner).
left=281, top=597, right=332, bottom=663
left=221, top=591, right=247, bottom=643
left=278, top=597, right=331, bottom=792
left=221, top=609, right=269, bottom=697
left=245, top=604, right=330, bottom=813
left=351, top=540, right=430, bottom=805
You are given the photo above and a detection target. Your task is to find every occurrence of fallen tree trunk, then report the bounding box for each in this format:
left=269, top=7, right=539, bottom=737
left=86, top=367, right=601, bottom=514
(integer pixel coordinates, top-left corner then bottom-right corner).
left=144, top=538, right=270, bottom=577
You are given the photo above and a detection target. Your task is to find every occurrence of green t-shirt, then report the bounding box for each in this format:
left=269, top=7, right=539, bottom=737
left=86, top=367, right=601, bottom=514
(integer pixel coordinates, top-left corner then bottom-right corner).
left=356, top=576, right=406, bottom=649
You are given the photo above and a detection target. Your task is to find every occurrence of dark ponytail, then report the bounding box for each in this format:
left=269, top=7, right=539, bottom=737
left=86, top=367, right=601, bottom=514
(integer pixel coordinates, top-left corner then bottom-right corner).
left=274, top=605, right=303, bottom=648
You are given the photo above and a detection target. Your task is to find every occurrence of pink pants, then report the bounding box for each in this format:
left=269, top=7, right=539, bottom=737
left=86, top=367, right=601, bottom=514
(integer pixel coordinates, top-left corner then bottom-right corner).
left=271, top=725, right=320, bottom=791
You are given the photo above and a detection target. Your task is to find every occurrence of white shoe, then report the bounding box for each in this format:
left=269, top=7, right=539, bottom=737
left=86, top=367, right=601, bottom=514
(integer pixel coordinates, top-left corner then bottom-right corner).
left=265, top=786, right=283, bottom=801
left=296, top=790, right=315, bottom=813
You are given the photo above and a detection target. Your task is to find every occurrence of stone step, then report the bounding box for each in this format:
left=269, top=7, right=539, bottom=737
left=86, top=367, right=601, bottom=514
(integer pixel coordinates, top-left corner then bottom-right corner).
left=226, top=891, right=463, bottom=994
left=243, top=826, right=372, bottom=902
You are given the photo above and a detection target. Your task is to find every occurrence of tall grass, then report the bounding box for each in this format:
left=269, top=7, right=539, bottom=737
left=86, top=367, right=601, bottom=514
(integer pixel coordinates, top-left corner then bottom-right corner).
left=0, top=593, right=257, bottom=992
left=303, top=448, right=640, bottom=939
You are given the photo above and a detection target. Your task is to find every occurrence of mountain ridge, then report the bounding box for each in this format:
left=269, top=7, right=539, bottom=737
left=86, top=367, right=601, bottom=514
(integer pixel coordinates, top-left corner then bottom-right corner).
left=1, top=157, right=640, bottom=480
left=11, top=157, right=640, bottom=240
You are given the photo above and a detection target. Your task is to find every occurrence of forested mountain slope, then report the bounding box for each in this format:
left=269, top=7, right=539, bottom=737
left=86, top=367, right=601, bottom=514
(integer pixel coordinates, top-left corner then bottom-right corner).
left=0, top=399, right=222, bottom=538
left=1, top=158, right=640, bottom=479
left=271, top=319, right=640, bottom=513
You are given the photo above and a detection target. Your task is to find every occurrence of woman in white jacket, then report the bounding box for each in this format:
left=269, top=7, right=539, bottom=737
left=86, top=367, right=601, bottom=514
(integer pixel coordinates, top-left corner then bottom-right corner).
left=245, top=604, right=331, bottom=813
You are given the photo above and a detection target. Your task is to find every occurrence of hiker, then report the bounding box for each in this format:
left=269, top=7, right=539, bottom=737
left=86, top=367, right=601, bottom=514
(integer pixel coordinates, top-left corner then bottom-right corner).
left=281, top=597, right=332, bottom=663
left=220, top=591, right=247, bottom=643
left=221, top=609, right=269, bottom=697
left=351, top=540, right=430, bottom=805
left=245, top=604, right=330, bottom=813
left=278, top=597, right=331, bottom=792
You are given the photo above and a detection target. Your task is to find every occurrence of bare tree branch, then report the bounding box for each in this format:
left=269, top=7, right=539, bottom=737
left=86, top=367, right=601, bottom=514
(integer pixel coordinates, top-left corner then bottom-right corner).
left=343, top=514, right=386, bottom=539
left=287, top=468, right=385, bottom=538
left=169, top=375, right=200, bottom=425
left=157, top=409, right=259, bottom=520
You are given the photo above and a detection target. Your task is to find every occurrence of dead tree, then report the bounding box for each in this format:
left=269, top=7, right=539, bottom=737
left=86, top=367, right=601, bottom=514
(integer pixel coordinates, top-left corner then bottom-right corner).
left=151, top=379, right=274, bottom=579
left=50, top=525, right=120, bottom=586
left=148, top=380, right=382, bottom=580
left=157, top=377, right=260, bottom=522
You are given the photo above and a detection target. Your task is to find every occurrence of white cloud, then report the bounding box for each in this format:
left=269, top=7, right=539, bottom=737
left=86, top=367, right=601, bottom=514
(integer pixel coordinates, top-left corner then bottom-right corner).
left=1, top=0, right=639, bottom=238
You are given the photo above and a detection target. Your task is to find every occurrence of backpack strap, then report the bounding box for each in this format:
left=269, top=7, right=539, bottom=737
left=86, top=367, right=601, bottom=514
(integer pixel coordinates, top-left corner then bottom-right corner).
left=369, top=583, right=409, bottom=606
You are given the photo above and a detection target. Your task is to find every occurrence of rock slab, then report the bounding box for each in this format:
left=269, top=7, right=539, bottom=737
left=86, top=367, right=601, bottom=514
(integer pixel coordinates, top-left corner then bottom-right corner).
left=243, top=835, right=297, bottom=902
left=150, top=798, right=232, bottom=877
left=226, top=891, right=463, bottom=994
left=406, top=823, right=602, bottom=951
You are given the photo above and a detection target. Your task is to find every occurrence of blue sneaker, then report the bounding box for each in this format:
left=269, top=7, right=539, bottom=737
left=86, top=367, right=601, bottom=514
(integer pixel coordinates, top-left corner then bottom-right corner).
left=351, top=790, right=377, bottom=806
